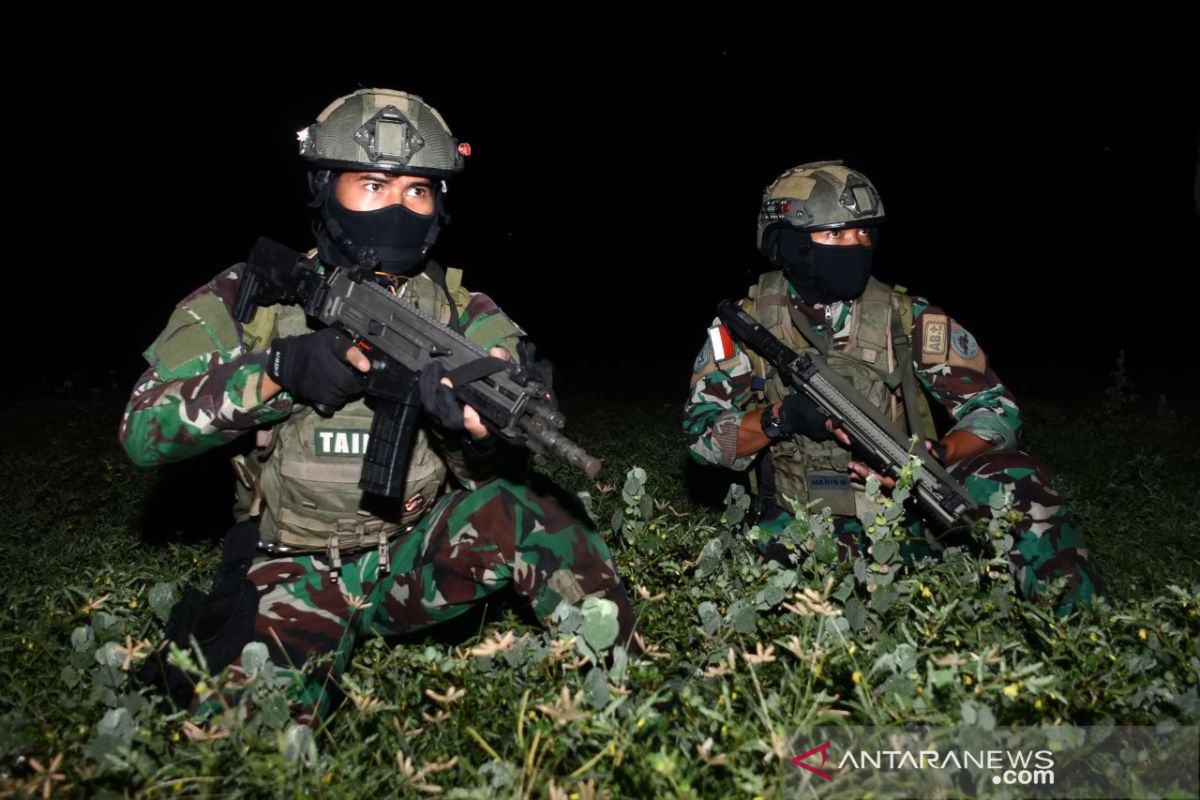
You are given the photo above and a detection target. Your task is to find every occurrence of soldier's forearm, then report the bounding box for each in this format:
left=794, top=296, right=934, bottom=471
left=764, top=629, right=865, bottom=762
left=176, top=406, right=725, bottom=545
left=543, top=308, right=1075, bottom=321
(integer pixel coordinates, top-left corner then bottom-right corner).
left=939, top=428, right=992, bottom=465
left=121, top=353, right=291, bottom=466
left=735, top=404, right=778, bottom=458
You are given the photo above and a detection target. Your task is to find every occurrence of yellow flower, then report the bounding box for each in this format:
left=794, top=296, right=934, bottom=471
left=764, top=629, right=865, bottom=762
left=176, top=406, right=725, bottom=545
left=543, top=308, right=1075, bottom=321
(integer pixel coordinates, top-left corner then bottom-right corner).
left=322, top=772, right=333, bottom=785
left=921, top=585, right=933, bottom=599
left=129, top=598, right=139, bottom=609
left=1089, top=633, right=1099, bottom=642
left=721, top=725, right=729, bottom=737
left=1138, top=628, right=1148, bottom=641
left=730, top=692, right=739, bottom=701
left=1034, top=699, right=1045, bottom=710
left=963, top=675, right=974, bottom=686
left=852, top=671, right=863, bottom=685
left=812, top=664, right=823, bottom=678
left=636, top=718, right=645, bottom=729
left=848, top=644, right=857, bottom=656
left=1003, top=683, right=1020, bottom=698
left=194, top=681, right=208, bottom=696
left=170, top=731, right=181, bottom=743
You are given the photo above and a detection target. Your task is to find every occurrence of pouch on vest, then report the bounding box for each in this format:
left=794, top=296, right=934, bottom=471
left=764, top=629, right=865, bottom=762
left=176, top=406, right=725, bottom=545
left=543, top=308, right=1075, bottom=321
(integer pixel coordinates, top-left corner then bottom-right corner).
left=804, top=470, right=858, bottom=517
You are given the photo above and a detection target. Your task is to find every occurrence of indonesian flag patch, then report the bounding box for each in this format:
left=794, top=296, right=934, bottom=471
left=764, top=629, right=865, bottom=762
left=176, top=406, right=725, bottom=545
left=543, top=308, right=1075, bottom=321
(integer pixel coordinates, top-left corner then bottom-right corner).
left=707, top=324, right=735, bottom=361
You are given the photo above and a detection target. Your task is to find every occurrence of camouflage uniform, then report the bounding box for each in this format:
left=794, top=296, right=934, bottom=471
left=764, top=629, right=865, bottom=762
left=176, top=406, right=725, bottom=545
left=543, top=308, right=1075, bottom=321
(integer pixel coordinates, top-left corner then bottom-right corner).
left=685, top=162, right=1104, bottom=614
left=122, top=265, right=633, bottom=719
left=121, top=89, right=634, bottom=720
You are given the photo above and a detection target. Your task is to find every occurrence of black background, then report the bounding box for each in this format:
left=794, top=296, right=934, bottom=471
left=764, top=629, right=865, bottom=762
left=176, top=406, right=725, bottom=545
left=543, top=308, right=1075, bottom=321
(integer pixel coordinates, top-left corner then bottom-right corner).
left=33, top=36, right=1199, bottom=400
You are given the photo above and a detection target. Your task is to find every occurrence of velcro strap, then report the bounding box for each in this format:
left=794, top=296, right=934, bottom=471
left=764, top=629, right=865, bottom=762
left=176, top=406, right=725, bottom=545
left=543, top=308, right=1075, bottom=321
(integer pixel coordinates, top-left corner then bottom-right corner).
left=446, top=356, right=510, bottom=386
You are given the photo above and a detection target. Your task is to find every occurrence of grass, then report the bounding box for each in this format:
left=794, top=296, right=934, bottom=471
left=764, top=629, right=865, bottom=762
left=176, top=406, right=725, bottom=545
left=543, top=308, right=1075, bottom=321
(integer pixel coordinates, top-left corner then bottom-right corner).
left=0, top=362, right=1196, bottom=798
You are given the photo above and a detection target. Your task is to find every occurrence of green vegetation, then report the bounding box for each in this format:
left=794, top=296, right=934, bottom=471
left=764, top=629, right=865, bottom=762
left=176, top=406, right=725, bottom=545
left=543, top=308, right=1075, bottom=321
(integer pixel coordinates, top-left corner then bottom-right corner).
left=1, top=363, right=1195, bottom=798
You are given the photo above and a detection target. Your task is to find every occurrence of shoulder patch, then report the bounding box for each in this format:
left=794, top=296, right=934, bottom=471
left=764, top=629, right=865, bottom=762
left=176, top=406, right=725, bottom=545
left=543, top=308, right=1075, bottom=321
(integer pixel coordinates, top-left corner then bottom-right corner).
left=707, top=324, right=734, bottom=362
left=919, top=313, right=949, bottom=365
left=950, top=326, right=978, bottom=359
left=948, top=323, right=988, bottom=372
left=151, top=290, right=241, bottom=374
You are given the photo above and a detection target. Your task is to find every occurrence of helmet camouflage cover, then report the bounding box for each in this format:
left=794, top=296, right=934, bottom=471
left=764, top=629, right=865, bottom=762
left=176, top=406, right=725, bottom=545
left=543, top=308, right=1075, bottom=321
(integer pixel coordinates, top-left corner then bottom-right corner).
left=756, top=160, right=885, bottom=252
left=298, top=88, right=465, bottom=178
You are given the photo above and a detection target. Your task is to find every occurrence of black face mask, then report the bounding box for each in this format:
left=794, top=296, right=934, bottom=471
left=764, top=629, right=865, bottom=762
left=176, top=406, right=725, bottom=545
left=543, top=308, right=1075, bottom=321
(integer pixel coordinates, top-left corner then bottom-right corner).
left=317, top=192, right=436, bottom=275
left=802, top=242, right=874, bottom=301
left=771, top=229, right=875, bottom=303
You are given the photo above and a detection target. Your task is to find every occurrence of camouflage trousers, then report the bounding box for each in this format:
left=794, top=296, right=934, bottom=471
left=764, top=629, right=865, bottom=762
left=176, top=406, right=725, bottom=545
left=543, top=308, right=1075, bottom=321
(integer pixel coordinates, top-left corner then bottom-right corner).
left=230, top=478, right=633, bottom=722
left=759, top=449, right=1106, bottom=615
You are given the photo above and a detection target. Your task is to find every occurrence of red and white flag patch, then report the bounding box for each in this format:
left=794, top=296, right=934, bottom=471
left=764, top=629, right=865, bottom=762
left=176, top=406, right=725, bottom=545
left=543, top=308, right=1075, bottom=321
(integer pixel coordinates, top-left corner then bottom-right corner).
left=707, top=324, right=735, bottom=361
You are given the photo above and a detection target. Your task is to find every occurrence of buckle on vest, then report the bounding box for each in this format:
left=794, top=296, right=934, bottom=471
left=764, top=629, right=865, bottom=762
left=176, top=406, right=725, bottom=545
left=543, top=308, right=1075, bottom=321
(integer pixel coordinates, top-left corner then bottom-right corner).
left=326, top=536, right=342, bottom=584
left=377, top=531, right=390, bottom=578
left=257, top=540, right=296, bottom=556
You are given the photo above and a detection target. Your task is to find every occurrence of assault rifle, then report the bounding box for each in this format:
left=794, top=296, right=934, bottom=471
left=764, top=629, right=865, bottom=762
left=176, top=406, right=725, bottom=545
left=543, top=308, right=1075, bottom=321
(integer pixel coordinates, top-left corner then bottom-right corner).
left=717, top=300, right=976, bottom=527
left=235, top=237, right=602, bottom=496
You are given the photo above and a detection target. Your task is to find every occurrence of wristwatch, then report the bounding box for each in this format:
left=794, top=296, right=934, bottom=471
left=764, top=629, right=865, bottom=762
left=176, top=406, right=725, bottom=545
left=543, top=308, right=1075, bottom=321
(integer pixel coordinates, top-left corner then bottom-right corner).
left=760, top=404, right=785, bottom=442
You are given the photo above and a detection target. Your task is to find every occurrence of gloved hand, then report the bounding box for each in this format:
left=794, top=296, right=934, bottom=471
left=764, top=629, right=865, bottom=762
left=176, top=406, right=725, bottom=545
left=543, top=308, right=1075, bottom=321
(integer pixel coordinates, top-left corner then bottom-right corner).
left=266, top=328, right=367, bottom=414
left=779, top=391, right=834, bottom=442
left=418, top=361, right=465, bottom=431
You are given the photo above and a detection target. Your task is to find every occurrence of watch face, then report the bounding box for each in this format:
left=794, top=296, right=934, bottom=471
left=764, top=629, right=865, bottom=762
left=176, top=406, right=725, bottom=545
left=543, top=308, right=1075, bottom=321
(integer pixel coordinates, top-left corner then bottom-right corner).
left=761, top=407, right=784, bottom=441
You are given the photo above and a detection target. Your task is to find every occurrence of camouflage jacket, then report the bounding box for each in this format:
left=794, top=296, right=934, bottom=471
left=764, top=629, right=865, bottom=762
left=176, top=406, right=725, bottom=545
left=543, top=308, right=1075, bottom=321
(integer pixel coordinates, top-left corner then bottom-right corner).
left=684, top=277, right=1021, bottom=470
left=120, top=262, right=524, bottom=490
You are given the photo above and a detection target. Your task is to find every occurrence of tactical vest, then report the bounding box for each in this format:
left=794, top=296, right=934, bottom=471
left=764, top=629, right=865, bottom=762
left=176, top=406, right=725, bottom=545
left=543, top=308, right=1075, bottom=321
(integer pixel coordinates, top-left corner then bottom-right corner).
left=231, top=268, right=513, bottom=556
left=744, top=272, right=934, bottom=518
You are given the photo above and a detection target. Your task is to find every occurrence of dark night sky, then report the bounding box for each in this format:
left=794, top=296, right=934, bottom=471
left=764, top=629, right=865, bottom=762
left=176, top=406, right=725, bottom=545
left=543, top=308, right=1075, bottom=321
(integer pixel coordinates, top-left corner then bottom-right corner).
left=37, top=36, right=1199, bottom=401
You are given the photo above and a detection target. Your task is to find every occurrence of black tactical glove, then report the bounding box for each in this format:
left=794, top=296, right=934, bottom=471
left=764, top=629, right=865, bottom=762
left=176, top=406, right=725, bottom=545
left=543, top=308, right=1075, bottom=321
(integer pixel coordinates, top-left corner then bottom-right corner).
left=266, top=328, right=367, bottom=414
left=776, top=392, right=835, bottom=442
left=418, top=360, right=466, bottom=431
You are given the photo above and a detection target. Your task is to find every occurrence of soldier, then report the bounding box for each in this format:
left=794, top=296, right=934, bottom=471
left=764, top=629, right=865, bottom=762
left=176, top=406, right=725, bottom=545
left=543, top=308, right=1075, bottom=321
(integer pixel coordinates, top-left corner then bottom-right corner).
left=121, top=88, right=635, bottom=721
left=684, top=161, right=1104, bottom=614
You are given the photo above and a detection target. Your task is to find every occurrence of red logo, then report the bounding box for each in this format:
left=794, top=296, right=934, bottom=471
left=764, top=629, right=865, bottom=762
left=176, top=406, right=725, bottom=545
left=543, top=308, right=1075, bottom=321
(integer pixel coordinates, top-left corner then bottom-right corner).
left=792, top=741, right=833, bottom=780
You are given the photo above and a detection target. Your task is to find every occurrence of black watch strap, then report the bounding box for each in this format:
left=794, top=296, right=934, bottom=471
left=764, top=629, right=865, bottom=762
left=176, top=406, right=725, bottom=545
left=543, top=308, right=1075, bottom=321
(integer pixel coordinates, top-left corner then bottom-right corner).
left=760, top=404, right=785, bottom=442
